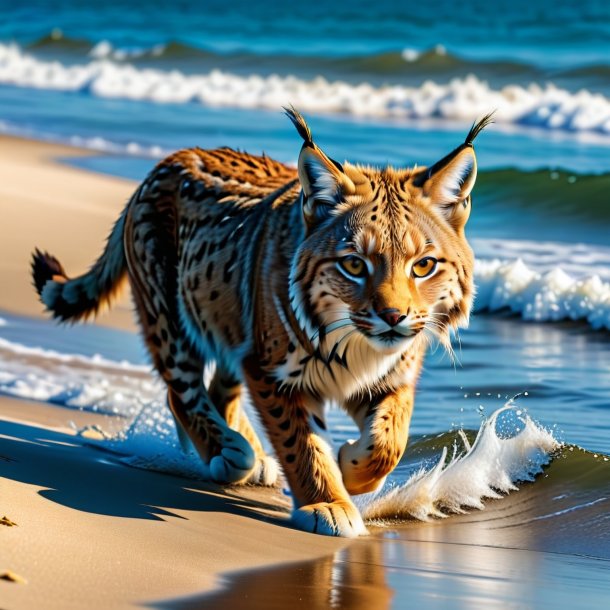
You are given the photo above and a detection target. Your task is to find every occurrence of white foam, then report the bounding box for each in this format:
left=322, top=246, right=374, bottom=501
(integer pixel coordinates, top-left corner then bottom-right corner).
left=2, top=43, right=610, bottom=136
left=473, top=238, right=610, bottom=282
left=88, top=40, right=166, bottom=61
left=359, top=406, right=559, bottom=522
left=104, top=399, right=211, bottom=478
left=0, top=337, right=148, bottom=372
left=474, top=258, right=610, bottom=330
left=0, top=119, right=170, bottom=158
left=0, top=337, right=156, bottom=415
left=67, top=134, right=168, bottom=158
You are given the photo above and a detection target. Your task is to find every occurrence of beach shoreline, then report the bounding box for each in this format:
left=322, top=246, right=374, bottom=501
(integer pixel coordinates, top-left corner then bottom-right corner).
left=1, top=396, right=348, bottom=610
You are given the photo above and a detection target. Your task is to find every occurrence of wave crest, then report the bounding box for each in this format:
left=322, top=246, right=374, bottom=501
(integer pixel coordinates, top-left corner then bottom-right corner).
left=475, top=258, right=610, bottom=330
left=359, top=406, right=558, bottom=521
left=2, top=43, right=610, bottom=135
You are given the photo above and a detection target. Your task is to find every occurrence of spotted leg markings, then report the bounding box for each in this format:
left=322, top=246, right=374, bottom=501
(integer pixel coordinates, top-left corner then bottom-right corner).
left=243, top=357, right=368, bottom=536
left=208, top=369, right=280, bottom=486
left=125, top=198, right=256, bottom=485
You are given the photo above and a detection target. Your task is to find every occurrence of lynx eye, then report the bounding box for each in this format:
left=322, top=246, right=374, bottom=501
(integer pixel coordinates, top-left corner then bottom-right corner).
left=412, top=257, right=437, bottom=278
left=338, top=255, right=367, bottom=278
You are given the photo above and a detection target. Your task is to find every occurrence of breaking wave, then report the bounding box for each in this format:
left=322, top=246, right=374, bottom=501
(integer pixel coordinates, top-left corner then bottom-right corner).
left=1, top=43, right=610, bottom=136
left=474, top=257, right=610, bottom=331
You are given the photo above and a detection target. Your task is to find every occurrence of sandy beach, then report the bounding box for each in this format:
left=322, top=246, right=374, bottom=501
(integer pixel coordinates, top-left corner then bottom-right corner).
left=2, top=136, right=610, bottom=610
left=0, top=137, right=346, bottom=609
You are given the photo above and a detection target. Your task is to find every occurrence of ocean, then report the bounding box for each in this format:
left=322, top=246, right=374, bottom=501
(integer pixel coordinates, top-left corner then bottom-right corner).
left=1, top=1, right=609, bottom=607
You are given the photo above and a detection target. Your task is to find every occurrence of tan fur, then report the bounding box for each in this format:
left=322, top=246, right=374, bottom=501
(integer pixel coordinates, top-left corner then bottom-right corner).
left=32, top=111, right=490, bottom=537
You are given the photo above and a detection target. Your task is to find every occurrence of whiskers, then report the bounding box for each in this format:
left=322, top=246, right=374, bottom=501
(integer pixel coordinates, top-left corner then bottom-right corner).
left=423, top=312, right=460, bottom=367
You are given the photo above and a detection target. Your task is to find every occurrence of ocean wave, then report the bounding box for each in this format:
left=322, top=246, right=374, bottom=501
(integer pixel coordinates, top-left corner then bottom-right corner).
left=359, top=406, right=558, bottom=521
left=22, top=33, right=610, bottom=92
left=22, top=33, right=538, bottom=76
left=474, top=258, right=610, bottom=330
left=473, top=238, right=610, bottom=281
left=1, top=43, right=610, bottom=136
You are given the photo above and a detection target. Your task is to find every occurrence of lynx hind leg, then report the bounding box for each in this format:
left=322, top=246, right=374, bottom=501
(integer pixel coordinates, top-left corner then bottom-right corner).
left=124, top=216, right=254, bottom=485
left=208, top=370, right=279, bottom=486
left=166, top=383, right=254, bottom=484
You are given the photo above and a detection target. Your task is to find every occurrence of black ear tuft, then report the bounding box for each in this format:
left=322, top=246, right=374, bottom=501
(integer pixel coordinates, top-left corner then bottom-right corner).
left=464, top=111, right=495, bottom=147
left=283, top=105, right=313, bottom=146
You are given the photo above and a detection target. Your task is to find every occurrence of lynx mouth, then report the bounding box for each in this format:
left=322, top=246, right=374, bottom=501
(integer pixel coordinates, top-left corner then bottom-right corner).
left=375, top=329, right=404, bottom=340
left=357, top=327, right=419, bottom=354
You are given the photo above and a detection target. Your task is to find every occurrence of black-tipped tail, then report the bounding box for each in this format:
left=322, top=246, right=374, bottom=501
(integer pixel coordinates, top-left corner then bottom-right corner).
left=31, top=249, right=68, bottom=296
left=31, top=205, right=128, bottom=323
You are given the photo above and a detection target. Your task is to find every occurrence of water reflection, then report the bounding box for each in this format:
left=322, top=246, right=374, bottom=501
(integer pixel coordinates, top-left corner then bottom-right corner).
left=158, top=542, right=392, bottom=610
left=159, top=448, right=610, bottom=610
left=155, top=522, right=610, bottom=610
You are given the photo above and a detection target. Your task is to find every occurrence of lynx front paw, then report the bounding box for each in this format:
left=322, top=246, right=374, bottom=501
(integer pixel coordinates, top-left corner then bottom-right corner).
left=292, top=500, right=367, bottom=537
left=339, top=439, right=392, bottom=495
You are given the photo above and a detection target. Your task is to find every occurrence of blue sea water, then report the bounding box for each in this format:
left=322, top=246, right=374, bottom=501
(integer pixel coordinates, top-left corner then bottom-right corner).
left=1, top=2, right=610, bottom=608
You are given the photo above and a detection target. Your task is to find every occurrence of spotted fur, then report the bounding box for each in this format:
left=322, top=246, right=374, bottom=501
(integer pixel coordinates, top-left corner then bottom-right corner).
left=31, top=109, right=491, bottom=537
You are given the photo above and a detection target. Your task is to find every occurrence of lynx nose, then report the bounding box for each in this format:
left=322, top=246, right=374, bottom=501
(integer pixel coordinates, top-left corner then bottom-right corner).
left=377, top=308, right=406, bottom=327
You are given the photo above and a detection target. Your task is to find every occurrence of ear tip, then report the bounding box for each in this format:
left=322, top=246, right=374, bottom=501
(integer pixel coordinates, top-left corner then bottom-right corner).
left=283, top=105, right=313, bottom=146
left=465, top=111, right=495, bottom=146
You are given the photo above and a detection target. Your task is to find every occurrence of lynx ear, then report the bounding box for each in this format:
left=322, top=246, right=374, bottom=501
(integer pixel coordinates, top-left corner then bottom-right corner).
left=414, top=113, right=494, bottom=230
left=284, top=106, right=355, bottom=224
left=424, top=146, right=478, bottom=204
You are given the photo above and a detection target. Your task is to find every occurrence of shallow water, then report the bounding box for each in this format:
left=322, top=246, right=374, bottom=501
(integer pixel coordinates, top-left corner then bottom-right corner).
left=162, top=540, right=610, bottom=610
left=1, top=308, right=609, bottom=557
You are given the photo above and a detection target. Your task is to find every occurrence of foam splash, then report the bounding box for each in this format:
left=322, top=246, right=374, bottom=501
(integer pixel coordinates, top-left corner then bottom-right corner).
left=475, top=258, right=610, bottom=330
left=2, top=43, right=610, bottom=135
left=104, top=399, right=212, bottom=479
left=359, top=406, right=559, bottom=522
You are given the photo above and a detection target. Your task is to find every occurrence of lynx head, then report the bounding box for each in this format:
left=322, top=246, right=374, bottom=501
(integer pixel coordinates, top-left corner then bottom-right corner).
left=285, top=106, right=492, bottom=358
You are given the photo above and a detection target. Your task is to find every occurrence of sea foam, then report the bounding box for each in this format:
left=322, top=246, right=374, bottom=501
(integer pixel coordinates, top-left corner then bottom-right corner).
left=359, top=406, right=559, bottom=522
left=0, top=336, right=156, bottom=415
left=1, top=43, right=610, bottom=136
left=474, top=258, right=610, bottom=330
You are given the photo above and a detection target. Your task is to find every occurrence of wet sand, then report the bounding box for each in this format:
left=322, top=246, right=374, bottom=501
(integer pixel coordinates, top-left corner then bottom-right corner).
left=4, top=395, right=610, bottom=610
